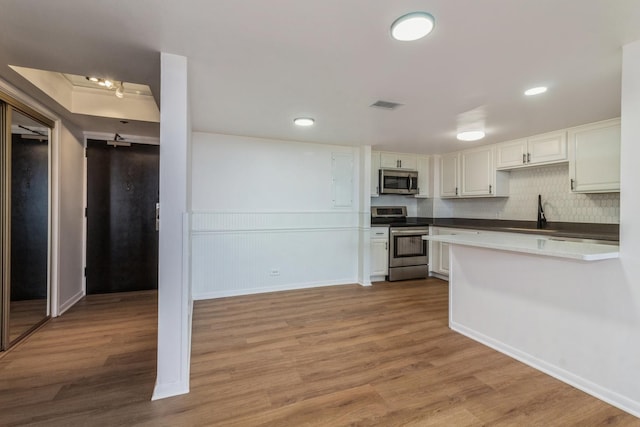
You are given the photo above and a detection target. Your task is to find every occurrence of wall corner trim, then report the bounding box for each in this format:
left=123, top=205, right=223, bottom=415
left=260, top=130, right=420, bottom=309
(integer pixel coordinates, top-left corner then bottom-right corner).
left=151, top=381, right=190, bottom=401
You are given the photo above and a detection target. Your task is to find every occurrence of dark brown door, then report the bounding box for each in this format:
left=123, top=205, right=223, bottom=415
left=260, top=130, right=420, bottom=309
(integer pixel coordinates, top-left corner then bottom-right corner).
left=86, top=140, right=159, bottom=294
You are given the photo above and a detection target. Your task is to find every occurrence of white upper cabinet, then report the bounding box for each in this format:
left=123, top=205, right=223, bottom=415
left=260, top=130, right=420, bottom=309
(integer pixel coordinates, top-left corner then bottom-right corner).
left=442, top=147, right=508, bottom=198
left=440, top=153, right=459, bottom=197
left=415, top=156, right=430, bottom=198
left=568, top=118, right=621, bottom=193
left=461, top=146, right=494, bottom=196
left=371, top=151, right=381, bottom=197
left=528, top=130, right=567, bottom=164
left=380, top=152, right=417, bottom=170
left=496, top=130, right=567, bottom=169
left=495, top=139, right=527, bottom=168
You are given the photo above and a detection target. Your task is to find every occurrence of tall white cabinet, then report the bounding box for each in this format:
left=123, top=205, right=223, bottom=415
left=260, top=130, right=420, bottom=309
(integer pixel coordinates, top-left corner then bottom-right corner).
left=440, top=153, right=459, bottom=197
left=568, top=118, right=621, bottom=193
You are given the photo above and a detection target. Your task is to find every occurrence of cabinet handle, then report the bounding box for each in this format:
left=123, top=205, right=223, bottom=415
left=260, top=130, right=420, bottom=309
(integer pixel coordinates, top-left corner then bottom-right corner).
left=489, top=184, right=492, bottom=194
left=527, top=152, right=531, bottom=163
left=523, top=153, right=526, bottom=164
left=570, top=179, right=574, bottom=190
left=397, top=159, right=401, bottom=168
left=385, top=242, right=388, bottom=250
left=455, top=187, right=458, bottom=196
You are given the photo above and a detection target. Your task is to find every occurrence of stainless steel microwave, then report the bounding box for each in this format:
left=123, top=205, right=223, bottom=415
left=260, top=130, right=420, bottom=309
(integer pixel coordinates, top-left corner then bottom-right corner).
left=379, top=169, right=419, bottom=195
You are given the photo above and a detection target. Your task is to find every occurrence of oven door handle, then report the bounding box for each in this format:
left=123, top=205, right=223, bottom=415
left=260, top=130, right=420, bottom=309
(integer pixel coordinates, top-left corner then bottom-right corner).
left=390, top=228, right=429, bottom=236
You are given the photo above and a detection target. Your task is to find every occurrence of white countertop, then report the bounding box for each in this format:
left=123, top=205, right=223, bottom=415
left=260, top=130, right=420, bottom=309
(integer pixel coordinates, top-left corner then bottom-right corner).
left=423, top=232, right=619, bottom=261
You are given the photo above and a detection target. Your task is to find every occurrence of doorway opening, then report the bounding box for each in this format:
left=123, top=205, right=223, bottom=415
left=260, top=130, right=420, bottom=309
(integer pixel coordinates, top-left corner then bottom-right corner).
left=85, top=139, right=159, bottom=294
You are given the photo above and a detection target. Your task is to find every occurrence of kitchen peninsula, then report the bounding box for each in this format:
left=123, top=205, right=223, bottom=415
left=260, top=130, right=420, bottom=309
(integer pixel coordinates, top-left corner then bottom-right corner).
left=423, top=231, right=628, bottom=412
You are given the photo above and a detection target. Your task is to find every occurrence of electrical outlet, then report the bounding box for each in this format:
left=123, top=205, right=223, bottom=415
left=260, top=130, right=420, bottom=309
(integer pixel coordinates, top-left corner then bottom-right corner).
left=270, top=268, right=280, bottom=276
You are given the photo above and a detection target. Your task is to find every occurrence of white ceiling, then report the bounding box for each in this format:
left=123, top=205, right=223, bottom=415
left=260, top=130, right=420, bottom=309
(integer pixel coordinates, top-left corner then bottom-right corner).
left=1, top=0, right=640, bottom=154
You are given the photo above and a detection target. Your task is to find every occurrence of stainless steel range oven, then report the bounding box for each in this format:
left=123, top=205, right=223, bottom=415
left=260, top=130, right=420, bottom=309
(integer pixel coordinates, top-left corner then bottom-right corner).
left=371, top=206, right=429, bottom=281
left=389, top=227, right=429, bottom=281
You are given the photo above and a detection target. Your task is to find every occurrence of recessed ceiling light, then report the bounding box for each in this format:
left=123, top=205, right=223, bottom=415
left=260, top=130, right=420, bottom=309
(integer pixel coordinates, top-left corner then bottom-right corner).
left=294, top=117, right=315, bottom=127
left=457, top=130, right=485, bottom=141
left=391, top=12, right=435, bottom=41
left=86, top=76, right=99, bottom=82
left=524, top=86, right=548, bottom=96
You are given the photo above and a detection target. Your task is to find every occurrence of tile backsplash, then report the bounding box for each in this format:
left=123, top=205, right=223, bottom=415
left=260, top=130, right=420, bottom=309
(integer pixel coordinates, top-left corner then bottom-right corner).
left=426, top=164, right=619, bottom=224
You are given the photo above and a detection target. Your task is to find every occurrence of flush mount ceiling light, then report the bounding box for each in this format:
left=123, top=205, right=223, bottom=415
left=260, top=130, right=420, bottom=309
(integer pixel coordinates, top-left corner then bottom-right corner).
left=293, top=117, right=315, bottom=127
left=391, top=12, right=435, bottom=41
left=524, top=86, right=548, bottom=96
left=457, top=130, right=486, bottom=141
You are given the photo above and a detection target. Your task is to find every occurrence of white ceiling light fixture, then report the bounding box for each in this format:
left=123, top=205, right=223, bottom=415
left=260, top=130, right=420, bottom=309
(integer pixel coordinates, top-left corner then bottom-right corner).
left=293, top=117, right=315, bottom=127
left=457, top=130, right=486, bottom=141
left=391, top=12, right=435, bottom=41
left=524, top=86, right=548, bottom=96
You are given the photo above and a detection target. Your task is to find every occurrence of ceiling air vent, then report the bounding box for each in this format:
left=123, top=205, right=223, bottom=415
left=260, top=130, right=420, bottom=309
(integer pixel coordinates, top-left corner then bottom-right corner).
left=370, top=100, right=403, bottom=110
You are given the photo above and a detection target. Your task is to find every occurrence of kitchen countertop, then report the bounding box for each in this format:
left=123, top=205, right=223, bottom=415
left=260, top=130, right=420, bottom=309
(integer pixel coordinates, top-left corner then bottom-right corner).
left=423, top=232, right=619, bottom=261
left=371, top=217, right=619, bottom=242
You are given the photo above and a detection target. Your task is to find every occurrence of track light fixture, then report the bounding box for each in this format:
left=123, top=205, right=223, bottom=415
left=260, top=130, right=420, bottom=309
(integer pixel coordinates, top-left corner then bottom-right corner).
left=86, top=76, right=125, bottom=98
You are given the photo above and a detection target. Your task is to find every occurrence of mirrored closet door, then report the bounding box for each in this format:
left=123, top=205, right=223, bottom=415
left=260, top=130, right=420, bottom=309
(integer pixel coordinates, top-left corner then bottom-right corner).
left=1, top=99, right=53, bottom=350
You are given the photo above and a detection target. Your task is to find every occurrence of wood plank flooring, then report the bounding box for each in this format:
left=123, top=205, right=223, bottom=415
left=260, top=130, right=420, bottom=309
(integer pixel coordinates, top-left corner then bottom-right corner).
left=0, top=279, right=638, bottom=426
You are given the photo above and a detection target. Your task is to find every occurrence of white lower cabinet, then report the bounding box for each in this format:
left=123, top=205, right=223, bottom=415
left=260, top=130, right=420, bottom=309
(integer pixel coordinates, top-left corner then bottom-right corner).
left=370, top=227, right=389, bottom=279
left=429, top=227, right=479, bottom=278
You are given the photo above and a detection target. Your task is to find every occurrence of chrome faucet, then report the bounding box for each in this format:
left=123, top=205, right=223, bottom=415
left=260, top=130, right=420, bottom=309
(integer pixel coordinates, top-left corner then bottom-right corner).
left=537, top=194, right=547, bottom=229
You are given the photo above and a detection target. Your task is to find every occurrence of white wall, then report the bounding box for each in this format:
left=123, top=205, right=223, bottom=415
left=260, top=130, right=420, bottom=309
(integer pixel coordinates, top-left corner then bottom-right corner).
left=190, top=133, right=362, bottom=299
left=153, top=53, right=191, bottom=400
left=56, top=124, right=85, bottom=313
left=445, top=39, right=640, bottom=417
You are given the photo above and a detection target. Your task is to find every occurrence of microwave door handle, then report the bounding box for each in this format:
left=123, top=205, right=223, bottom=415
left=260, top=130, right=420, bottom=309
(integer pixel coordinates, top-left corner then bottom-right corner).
left=408, top=177, right=412, bottom=191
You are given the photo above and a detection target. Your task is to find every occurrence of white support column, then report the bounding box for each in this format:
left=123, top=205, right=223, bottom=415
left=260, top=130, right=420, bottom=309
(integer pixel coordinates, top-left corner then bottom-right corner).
left=152, top=53, right=191, bottom=400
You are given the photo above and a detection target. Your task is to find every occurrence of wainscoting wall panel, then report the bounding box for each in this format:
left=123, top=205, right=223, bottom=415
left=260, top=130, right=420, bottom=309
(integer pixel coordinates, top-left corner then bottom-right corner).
left=191, top=212, right=360, bottom=299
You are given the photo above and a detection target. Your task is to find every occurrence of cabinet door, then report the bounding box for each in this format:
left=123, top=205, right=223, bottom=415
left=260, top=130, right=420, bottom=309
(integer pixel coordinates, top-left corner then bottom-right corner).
left=396, top=154, right=417, bottom=170
left=496, top=139, right=527, bottom=169
left=370, top=239, right=388, bottom=276
left=527, top=131, right=567, bottom=164
left=461, top=147, right=493, bottom=196
left=380, top=153, right=399, bottom=169
left=371, top=151, right=381, bottom=196
left=415, top=156, right=430, bottom=198
left=440, top=153, right=459, bottom=197
left=569, top=119, right=620, bottom=193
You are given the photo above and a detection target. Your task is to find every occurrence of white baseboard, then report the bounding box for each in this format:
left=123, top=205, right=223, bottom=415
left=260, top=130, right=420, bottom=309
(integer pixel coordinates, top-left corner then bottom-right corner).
left=193, top=278, right=356, bottom=300
left=57, top=290, right=85, bottom=316
left=451, top=321, right=640, bottom=419
left=152, top=380, right=189, bottom=401
left=429, top=272, right=449, bottom=281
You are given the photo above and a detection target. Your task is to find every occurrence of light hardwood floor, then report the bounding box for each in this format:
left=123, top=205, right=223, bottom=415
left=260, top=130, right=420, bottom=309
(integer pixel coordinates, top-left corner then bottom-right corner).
left=0, top=279, right=638, bottom=426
